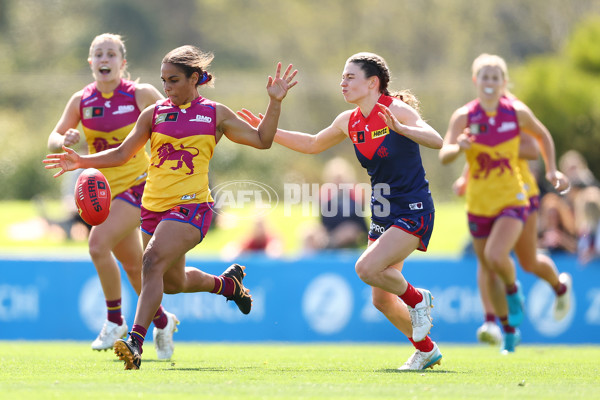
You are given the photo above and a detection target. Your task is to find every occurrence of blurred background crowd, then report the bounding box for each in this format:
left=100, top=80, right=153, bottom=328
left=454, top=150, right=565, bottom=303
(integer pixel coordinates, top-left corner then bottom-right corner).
left=1, top=0, right=599, bottom=265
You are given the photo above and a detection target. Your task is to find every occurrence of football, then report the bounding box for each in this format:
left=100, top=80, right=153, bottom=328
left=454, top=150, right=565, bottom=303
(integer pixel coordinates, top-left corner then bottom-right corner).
left=74, top=168, right=111, bottom=226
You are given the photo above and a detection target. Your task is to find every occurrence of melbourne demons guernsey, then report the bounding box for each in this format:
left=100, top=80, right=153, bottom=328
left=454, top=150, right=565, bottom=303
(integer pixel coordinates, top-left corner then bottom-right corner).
left=143, top=96, right=216, bottom=212
left=465, top=96, right=528, bottom=216
left=348, top=95, right=434, bottom=217
left=80, top=79, right=149, bottom=197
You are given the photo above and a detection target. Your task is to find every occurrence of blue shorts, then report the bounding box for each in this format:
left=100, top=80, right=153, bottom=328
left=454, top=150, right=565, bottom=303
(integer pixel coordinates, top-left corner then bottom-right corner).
left=141, top=202, right=213, bottom=242
left=368, top=211, right=434, bottom=252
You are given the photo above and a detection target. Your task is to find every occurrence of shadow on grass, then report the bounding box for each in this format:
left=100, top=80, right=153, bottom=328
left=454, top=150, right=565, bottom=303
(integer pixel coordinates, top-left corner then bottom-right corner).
left=378, top=368, right=458, bottom=374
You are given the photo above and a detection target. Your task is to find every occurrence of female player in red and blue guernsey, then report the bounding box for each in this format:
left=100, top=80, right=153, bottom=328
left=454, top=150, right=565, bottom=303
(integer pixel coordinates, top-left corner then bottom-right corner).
left=45, top=45, right=297, bottom=369
left=238, top=52, right=444, bottom=371
left=439, top=53, right=569, bottom=353
left=47, top=33, right=179, bottom=359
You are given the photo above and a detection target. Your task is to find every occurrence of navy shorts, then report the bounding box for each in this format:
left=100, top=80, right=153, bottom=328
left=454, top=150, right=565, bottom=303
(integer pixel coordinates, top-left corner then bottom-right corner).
left=368, top=211, right=434, bottom=252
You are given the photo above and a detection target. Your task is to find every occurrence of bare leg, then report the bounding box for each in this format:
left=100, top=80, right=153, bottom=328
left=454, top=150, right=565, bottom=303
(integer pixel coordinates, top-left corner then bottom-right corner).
left=514, top=210, right=560, bottom=287
left=88, top=200, right=141, bottom=301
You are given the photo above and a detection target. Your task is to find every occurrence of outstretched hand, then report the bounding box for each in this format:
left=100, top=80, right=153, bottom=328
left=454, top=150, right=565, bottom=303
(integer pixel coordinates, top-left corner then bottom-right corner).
left=237, top=108, right=264, bottom=128
left=42, top=146, right=81, bottom=178
left=266, top=63, right=298, bottom=102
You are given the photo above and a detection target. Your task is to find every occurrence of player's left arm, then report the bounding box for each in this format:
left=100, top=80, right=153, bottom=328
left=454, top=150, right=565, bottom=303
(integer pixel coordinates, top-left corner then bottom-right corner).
left=135, top=83, right=165, bottom=109
left=515, top=101, right=569, bottom=191
left=377, top=101, right=443, bottom=149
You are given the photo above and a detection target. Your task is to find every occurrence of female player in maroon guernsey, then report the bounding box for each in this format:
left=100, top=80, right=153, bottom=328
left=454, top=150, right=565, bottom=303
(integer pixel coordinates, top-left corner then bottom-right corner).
left=453, top=133, right=572, bottom=349
left=238, top=52, right=444, bottom=370
left=47, top=33, right=179, bottom=359
left=439, top=53, right=569, bottom=353
left=45, top=45, right=297, bottom=369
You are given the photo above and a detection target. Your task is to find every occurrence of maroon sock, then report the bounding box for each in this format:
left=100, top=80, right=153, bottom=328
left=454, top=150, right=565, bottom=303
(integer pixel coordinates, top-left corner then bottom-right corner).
left=106, top=299, right=122, bottom=325
left=506, top=283, right=518, bottom=295
left=153, top=305, right=168, bottom=329
left=130, top=324, right=147, bottom=354
left=210, top=275, right=235, bottom=297
left=399, top=283, right=423, bottom=308
left=409, top=336, right=434, bottom=352
left=485, top=313, right=497, bottom=323
left=554, top=282, right=567, bottom=296
left=499, top=315, right=515, bottom=334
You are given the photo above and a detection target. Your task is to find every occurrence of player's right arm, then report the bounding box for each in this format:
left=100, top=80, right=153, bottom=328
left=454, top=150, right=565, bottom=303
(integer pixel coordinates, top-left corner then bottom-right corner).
left=44, top=106, right=153, bottom=177
left=47, top=91, right=83, bottom=152
left=237, top=108, right=349, bottom=154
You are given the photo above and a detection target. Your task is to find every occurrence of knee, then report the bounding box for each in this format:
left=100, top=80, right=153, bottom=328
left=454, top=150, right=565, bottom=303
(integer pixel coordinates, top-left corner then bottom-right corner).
left=141, top=249, right=163, bottom=280
left=87, top=236, right=110, bottom=260
left=355, top=258, right=375, bottom=285
left=483, top=249, right=506, bottom=271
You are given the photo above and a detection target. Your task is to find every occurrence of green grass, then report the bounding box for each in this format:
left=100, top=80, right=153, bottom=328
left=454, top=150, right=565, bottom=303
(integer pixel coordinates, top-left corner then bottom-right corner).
left=0, top=342, right=598, bottom=399
left=0, top=200, right=469, bottom=257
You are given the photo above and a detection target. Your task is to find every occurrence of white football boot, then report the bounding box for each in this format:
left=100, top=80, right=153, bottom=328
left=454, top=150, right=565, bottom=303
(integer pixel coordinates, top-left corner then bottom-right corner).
left=153, top=311, right=179, bottom=360
left=398, top=342, right=443, bottom=370
left=476, top=321, right=503, bottom=345
left=553, top=272, right=573, bottom=321
left=91, top=320, right=128, bottom=351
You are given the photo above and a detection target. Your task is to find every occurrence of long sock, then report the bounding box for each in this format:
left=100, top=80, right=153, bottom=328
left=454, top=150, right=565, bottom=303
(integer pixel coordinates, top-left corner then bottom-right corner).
left=409, top=336, right=434, bottom=352
left=153, top=305, right=168, bottom=329
left=130, top=324, right=147, bottom=354
left=399, top=283, right=423, bottom=308
left=106, top=299, right=122, bottom=325
left=484, top=313, right=496, bottom=323
left=499, top=315, right=515, bottom=334
left=209, top=276, right=234, bottom=297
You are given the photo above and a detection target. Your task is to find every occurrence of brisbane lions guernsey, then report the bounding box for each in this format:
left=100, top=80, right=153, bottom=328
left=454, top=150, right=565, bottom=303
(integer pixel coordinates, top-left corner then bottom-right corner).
left=143, top=96, right=217, bottom=212
left=348, top=94, right=434, bottom=218
left=80, top=79, right=149, bottom=197
left=465, top=96, right=528, bottom=217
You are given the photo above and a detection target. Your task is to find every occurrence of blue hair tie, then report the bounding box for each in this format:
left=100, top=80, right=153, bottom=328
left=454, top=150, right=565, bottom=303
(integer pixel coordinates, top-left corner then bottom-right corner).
left=199, top=71, right=209, bottom=85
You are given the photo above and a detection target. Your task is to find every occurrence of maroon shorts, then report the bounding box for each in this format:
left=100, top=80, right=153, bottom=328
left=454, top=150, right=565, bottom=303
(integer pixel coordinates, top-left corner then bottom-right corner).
left=141, top=202, right=213, bottom=242
left=528, top=195, right=540, bottom=213
left=114, top=181, right=145, bottom=208
left=468, top=206, right=528, bottom=238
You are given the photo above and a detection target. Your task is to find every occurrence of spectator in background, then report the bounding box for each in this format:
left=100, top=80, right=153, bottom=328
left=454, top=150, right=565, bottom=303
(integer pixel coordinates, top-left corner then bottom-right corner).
left=301, top=157, right=369, bottom=252
left=221, top=216, right=284, bottom=260
left=538, top=192, right=578, bottom=254
left=558, top=150, right=599, bottom=214
left=576, top=186, right=600, bottom=265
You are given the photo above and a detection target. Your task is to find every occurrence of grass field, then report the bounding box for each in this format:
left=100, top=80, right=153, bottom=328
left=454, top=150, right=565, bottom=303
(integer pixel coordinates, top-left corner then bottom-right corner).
left=0, top=342, right=598, bottom=399
left=0, top=199, right=469, bottom=257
